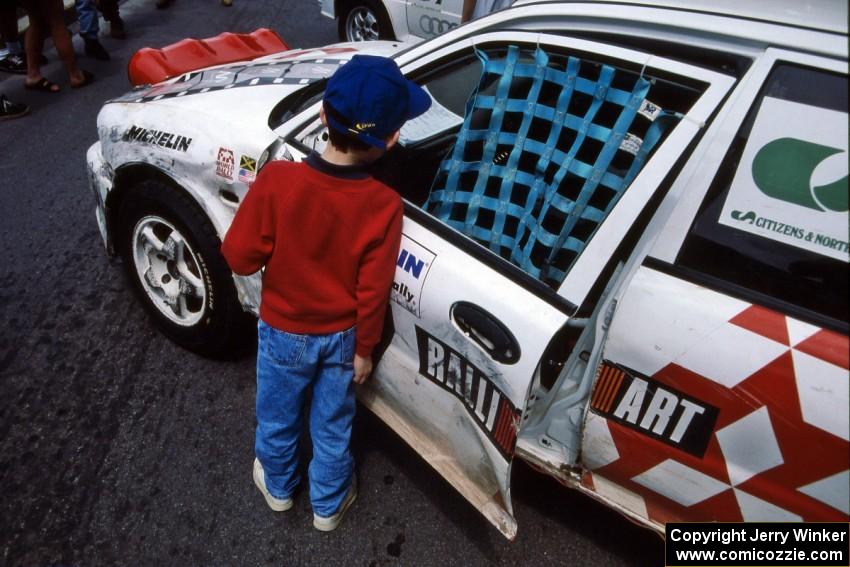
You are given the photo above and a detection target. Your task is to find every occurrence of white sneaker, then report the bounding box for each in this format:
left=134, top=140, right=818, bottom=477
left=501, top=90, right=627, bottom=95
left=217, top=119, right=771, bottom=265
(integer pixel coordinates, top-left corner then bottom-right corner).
left=253, top=458, right=293, bottom=512
left=313, top=477, right=358, bottom=532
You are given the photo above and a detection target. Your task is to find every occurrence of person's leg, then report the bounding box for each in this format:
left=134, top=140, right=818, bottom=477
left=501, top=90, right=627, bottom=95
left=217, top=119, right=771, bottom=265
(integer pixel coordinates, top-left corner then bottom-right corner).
left=461, top=0, right=475, bottom=23
left=0, top=1, right=26, bottom=73
left=0, top=3, right=6, bottom=52
left=0, top=1, right=20, bottom=51
left=308, top=326, right=356, bottom=519
left=75, top=0, right=108, bottom=60
left=75, top=0, right=98, bottom=40
left=20, top=1, right=52, bottom=86
left=38, top=0, right=87, bottom=84
left=97, top=0, right=124, bottom=39
left=255, top=321, right=318, bottom=501
left=97, top=0, right=117, bottom=21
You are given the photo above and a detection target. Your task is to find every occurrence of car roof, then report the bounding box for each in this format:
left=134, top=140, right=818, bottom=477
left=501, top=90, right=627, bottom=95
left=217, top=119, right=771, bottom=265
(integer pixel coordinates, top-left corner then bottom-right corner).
left=511, top=0, right=848, bottom=35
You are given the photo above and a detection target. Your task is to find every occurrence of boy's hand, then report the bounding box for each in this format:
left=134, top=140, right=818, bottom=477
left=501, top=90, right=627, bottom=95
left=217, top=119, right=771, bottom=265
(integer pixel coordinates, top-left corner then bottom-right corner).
left=353, top=354, right=373, bottom=384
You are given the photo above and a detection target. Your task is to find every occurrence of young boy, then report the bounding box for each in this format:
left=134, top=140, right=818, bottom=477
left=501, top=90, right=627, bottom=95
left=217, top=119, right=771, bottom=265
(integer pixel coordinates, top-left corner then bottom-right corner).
left=221, top=55, right=431, bottom=531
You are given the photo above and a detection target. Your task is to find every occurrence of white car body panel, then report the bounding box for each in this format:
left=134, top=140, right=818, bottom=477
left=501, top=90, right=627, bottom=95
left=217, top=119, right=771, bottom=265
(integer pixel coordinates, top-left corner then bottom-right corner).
left=88, top=0, right=849, bottom=540
left=322, top=0, right=457, bottom=43
left=436, top=2, right=847, bottom=60
left=513, top=0, right=848, bottom=36
left=404, top=0, right=462, bottom=40
left=386, top=0, right=417, bottom=42
left=88, top=42, right=406, bottom=313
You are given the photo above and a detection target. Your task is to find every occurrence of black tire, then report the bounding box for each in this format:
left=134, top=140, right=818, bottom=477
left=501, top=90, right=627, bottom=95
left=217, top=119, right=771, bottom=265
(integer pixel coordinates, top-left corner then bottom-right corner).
left=117, top=179, right=253, bottom=357
left=338, top=0, right=395, bottom=42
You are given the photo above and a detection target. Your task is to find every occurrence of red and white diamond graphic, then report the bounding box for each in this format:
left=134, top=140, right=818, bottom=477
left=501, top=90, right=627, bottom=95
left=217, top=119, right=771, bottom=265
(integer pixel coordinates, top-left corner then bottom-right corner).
left=673, top=324, right=788, bottom=389
left=633, top=458, right=728, bottom=507
left=584, top=277, right=849, bottom=526
left=582, top=411, right=620, bottom=470
left=733, top=488, right=801, bottom=522
left=799, top=470, right=850, bottom=515
left=715, top=407, right=783, bottom=487
left=791, top=350, right=848, bottom=441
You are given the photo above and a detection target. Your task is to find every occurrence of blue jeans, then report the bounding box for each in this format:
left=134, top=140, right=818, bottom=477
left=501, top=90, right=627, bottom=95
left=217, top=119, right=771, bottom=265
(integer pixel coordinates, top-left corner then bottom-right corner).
left=255, top=320, right=356, bottom=517
left=75, top=0, right=100, bottom=40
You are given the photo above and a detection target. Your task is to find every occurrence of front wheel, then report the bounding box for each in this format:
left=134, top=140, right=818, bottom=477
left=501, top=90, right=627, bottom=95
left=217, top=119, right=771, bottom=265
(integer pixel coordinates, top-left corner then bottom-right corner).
left=338, top=0, right=394, bottom=42
left=117, top=179, right=252, bottom=357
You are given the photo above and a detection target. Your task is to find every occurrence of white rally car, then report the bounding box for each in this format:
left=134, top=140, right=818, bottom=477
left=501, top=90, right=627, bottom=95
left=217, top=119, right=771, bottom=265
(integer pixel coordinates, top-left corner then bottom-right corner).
left=87, top=0, right=849, bottom=539
left=320, top=0, right=462, bottom=42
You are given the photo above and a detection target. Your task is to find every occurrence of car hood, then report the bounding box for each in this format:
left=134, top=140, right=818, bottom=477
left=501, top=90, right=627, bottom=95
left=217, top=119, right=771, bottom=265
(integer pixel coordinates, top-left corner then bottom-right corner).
left=106, top=40, right=407, bottom=131
left=94, top=40, right=410, bottom=250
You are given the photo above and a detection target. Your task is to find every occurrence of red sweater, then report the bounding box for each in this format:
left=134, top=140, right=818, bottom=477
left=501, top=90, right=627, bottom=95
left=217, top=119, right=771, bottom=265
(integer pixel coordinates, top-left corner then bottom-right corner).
left=221, top=159, right=403, bottom=357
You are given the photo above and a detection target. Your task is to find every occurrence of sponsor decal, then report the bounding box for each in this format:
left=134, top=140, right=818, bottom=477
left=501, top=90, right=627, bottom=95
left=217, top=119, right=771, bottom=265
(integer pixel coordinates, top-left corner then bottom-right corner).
left=216, top=147, right=235, bottom=179
left=590, top=361, right=719, bottom=457
left=619, top=132, right=643, bottom=156
left=719, top=97, right=848, bottom=261
left=616, top=99, right=662, bottom=156
left=638, top=99, right=662, bottom=121
left=416, top=326, right=519, bottom=458
left=753, top=138, right=847, bottom=213
left=238, top=155, right=257, bottom=184
left=239, top=155, right=257, bottom=173
left=123, top=125, right=192, bottom=152
left=391, top=235, right=435, bottom=318
left=728, top=210, right=847, bottom=254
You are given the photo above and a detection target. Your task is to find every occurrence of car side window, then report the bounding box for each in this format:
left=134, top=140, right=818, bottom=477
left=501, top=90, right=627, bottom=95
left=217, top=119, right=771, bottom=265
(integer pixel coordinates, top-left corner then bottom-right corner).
left=677, top=64, right=849, bottom=327
left=381, top=45, right=701, bottom=289
left=367, top=53, right=486, bottom=205
left=399, top=53, right=482, bottom=144
left=290, top=54, right=482, bottom=175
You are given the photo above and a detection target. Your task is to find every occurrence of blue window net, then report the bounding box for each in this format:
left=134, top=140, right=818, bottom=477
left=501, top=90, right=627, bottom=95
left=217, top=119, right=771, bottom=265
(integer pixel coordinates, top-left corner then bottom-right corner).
left=426, top=46, right=680, bottom=288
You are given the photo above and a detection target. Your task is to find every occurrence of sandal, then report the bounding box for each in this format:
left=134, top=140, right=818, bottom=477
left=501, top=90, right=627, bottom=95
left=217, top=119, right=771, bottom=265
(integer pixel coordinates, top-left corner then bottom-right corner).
left=24, top=77, right=60, bottom=92
left=71, top=70, right=95, bottom=89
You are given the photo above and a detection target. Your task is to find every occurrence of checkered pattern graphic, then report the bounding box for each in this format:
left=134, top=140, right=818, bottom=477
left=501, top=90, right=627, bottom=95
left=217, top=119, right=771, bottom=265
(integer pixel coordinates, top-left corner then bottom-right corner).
left=112, top=58, right=348, bottom=104
left=581, top=271, right=849, bottom=526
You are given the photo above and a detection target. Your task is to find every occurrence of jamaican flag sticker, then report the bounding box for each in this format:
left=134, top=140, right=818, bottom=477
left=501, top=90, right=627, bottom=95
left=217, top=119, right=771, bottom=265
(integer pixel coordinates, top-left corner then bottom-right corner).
left=719, top=97, right=848, bottom=261
left=238, top=155, right=257, bottom=184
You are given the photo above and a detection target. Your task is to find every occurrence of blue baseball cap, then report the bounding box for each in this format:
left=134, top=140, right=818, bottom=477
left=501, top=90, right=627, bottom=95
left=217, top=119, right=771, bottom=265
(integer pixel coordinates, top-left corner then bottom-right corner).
left=323, top=55, right=432, bottom=150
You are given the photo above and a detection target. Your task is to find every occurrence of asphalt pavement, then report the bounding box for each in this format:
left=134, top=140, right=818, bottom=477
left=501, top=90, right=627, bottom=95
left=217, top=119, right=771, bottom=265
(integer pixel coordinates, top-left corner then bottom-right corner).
left=0, top=1, right=663, bottom=564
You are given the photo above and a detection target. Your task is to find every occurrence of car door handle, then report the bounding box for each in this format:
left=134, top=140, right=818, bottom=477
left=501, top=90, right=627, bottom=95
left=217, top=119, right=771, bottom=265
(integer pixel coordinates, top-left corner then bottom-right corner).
left=451, top=301, right=521, bottom=365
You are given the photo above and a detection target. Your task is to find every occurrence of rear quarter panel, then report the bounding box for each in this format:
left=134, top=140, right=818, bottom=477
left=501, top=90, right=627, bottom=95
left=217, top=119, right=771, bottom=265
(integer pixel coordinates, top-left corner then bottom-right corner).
left=580, top=267, right=849, bottom=527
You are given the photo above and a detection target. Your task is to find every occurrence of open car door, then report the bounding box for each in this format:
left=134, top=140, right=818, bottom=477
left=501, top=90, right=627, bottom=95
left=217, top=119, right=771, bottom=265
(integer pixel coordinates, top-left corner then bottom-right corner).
left=280, top=31, right=734, bottom=537
left=365, top=220, right=569, bottom=539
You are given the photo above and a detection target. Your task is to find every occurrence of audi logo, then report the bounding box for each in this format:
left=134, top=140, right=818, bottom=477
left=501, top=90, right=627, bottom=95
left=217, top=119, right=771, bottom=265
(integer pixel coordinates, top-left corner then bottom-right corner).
left=419, top=15, right=458, bottom=35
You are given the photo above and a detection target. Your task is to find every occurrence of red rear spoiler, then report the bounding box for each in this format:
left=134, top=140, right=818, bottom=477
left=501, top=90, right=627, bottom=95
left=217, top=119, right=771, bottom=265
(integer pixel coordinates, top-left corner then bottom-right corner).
left=128, top=28, right=289, bottom=86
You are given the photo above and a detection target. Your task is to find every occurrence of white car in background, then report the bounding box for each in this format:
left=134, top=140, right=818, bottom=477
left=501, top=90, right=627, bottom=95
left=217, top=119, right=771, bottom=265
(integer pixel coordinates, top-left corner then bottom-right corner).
left=87, top=0, right=848, bottom=540
left=320, top=0, right=462, bottom=42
